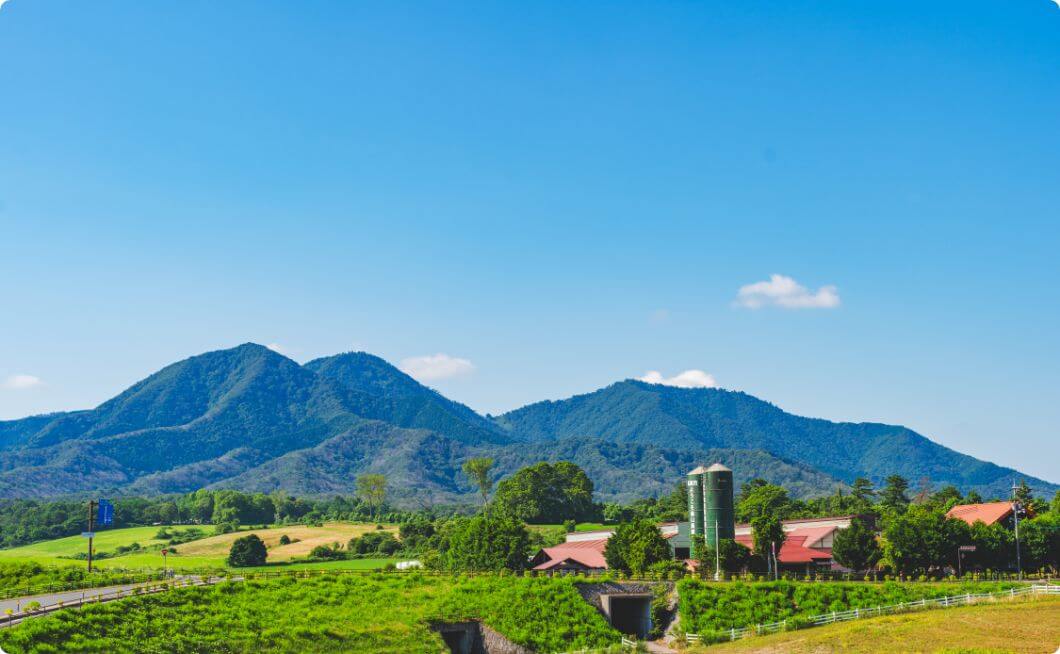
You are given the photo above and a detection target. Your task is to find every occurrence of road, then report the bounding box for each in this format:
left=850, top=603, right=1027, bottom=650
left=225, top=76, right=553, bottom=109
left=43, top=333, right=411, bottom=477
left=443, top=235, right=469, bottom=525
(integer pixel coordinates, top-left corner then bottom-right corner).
left=0, top=576, right=231, bottom=627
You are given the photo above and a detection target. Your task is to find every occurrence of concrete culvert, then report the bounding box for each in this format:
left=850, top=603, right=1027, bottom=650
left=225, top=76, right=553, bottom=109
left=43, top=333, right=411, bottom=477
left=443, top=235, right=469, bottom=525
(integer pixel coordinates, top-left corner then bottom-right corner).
left=431, top=621, right=534, bottom=654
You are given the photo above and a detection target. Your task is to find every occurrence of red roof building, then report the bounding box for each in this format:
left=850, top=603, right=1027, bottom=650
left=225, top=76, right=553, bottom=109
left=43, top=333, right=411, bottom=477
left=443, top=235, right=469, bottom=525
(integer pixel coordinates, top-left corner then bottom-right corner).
left=531, top=538, right=609, bottom=572
left=945, top=502, right=1016, bottom=527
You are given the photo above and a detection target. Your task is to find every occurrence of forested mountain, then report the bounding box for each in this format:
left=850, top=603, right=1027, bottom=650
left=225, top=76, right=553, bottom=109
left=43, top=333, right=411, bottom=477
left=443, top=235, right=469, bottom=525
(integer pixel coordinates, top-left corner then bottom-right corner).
left=496, top=381, right=1053, bottom=498
left=0, top=344, right=1054, bottom=502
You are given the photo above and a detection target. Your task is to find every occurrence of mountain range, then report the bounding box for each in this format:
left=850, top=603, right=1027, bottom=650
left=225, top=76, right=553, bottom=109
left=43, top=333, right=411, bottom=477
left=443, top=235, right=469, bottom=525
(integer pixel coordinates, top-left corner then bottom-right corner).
left=0, top=343, right=1054, bottom=504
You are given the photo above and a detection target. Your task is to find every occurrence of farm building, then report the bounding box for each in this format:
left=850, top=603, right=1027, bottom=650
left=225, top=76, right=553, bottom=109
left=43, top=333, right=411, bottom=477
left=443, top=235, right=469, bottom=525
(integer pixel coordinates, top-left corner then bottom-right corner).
left=945, top=501, right=1019, bottom=528
left=530, top=538, right=609, bottom=572
left=530, top=463, right=859, bottom=573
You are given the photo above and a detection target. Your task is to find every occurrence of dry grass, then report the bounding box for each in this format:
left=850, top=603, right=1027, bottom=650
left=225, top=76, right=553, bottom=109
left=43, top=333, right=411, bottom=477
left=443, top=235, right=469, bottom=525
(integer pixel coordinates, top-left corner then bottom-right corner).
left=688, top=595, right=1060, bottom=654
left=173, top=523, right=397, bottom=561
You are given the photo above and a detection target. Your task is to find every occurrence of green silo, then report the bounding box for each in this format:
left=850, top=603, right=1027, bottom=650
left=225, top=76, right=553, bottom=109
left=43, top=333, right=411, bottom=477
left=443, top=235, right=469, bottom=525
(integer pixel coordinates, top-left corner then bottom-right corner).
left=686, top=466, right=707, bottom=543
left=703, top=463, right=735, bottom=547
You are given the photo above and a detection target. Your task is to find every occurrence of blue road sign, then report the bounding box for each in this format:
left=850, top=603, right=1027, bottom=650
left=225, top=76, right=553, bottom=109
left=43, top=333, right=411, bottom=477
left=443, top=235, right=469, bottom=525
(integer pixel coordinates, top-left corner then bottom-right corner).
left=97, top=499, right=114, bottom=526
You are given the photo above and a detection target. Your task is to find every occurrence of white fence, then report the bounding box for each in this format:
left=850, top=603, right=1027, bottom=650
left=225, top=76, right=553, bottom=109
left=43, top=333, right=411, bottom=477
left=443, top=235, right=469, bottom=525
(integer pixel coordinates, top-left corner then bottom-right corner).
left=685, top=584, right=1060, bottom=644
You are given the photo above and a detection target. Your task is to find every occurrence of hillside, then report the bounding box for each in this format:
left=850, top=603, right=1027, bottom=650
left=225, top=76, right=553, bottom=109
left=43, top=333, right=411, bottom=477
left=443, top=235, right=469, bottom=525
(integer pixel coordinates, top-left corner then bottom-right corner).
left=0, top=344, right=1054, bottom=502
left=497, top=381, right=1055, bottom=497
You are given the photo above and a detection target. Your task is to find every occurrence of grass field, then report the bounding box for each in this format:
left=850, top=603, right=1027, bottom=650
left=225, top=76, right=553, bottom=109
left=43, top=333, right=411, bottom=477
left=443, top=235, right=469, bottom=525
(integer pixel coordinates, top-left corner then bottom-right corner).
left=688, top=595, right=1060, bottom=654
left=0, top=523, right=401, bottom=573
left=0, top=573, right=622, bottom=653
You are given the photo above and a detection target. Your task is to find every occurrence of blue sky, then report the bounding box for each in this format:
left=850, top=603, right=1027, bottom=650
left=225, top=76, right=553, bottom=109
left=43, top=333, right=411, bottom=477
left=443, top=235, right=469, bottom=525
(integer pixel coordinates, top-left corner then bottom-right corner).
left=1, top=1, right=1058, bottom=482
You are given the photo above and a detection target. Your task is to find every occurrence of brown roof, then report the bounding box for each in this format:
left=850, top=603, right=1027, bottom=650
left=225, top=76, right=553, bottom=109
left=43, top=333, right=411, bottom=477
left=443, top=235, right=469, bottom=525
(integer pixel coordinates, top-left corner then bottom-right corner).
left=945, top=502, right=1014, bottom=526
left=734, top=527, right=835, bottom=564
left=532, top=538, right=609, bottom=570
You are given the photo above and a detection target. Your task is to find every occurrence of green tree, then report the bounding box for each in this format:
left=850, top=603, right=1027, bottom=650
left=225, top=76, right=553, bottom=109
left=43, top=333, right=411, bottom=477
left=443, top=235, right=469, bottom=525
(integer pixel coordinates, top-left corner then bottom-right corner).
left=751, top=515, right=786, bottom=576
left=831, top=517, right=881, bottom=573
left=880, top=475, right=910, bottom=513
left=692, top=535, right=750, bottom=575
left=965, top=520, right=1013, bottom=572
left=604, top=519, right=671, bottom=575
left=929, top=486, right=963, bottom=511
left=850, top=478, right=876, bottom=504
left=356, top=474, right=387, bottom=520
left=882, top=505, right=965, bottom=575
left=1013, top=480, right=1033, bottom=506
left=964, top=490, right=984, bottom=504
left=442, top=514, right=531, bottom=572
left=493, top=462, right=596, bottom=523
left=227, top=534, right=267, bottom=567
left=1020, top=513, right=1060, bottom=572
left=735, top=484, right=794, bottom=523
left=462, top=458, right=495, bottom=508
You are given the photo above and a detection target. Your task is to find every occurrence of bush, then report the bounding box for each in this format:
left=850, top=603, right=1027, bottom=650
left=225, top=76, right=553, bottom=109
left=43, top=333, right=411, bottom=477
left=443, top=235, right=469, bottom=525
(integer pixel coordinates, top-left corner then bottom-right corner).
left=278, top=534, right=292, bottom=546
left=227, top=534, right=267, bottom=567
left=348, top=531, right=401, bottom=556
left=309, top=545, right=344, bottom=560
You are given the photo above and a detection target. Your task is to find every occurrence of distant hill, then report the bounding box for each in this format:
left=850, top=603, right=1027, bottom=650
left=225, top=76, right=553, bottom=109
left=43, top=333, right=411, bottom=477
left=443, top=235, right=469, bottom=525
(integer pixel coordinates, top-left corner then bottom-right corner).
left=0, top=344, right=1054, bottom=502
left=496, top=381, right=1054, bottom=498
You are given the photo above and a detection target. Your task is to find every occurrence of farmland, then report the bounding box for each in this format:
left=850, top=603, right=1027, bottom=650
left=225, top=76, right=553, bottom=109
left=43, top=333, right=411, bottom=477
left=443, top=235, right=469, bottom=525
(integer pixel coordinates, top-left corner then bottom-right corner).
left=0, top=523, right=402, bottom=572
left=689, top=594, right=1060, bottom=653
left=0, top=573, right=621, bottom=654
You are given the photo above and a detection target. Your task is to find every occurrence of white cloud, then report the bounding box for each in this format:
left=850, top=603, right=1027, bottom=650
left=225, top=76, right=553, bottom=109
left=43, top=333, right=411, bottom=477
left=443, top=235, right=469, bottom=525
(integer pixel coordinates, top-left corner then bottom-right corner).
left=266, top=343, right=291, bottom=356
left=400, top=353, right=475, bottom=381
left=735, top=274, right=840, bottom=310
left=639, top=369, right=718, bottom=389
left=0, top=0, right=11, bottom=12
left=2, top=374, right=43, bottom=390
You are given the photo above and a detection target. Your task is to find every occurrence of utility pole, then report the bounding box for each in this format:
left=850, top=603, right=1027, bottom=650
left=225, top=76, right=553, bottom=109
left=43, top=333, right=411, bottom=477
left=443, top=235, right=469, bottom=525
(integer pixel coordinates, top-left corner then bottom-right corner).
left=714, top=519, right=721, bottom=581
left=1011, top=480, right=1022, bottom=580
left=771, top=541, right=778, bottom=581
left=86, top=500, right=97, bottom=574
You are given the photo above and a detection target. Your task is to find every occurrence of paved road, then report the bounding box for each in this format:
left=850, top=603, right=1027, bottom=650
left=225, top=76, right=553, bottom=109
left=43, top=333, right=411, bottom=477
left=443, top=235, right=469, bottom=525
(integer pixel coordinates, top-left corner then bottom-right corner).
left=0, top=579, right=170, bottom=614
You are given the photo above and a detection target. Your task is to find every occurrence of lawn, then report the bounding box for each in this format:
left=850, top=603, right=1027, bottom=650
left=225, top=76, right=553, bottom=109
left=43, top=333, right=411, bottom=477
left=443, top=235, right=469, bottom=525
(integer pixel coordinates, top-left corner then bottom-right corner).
left=0, top=527, right=171, bottom=564
left=689, top=594, right=1060, bottom=654
left=0, top=573, right=622, bottom=653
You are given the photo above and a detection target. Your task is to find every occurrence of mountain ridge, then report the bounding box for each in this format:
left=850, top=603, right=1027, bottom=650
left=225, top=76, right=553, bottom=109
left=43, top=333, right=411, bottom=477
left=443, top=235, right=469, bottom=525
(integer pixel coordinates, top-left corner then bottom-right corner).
left=0, top=343, right=1054, bottom=502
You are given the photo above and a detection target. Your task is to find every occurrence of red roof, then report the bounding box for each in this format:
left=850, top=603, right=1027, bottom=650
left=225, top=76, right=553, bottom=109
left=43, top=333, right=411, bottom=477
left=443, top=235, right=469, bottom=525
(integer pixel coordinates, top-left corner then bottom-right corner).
left=735, top=528, right=835, bottom=565
left=945, top=502, right=1014, bottom=526
left=532, top=538, right=609, bottom=570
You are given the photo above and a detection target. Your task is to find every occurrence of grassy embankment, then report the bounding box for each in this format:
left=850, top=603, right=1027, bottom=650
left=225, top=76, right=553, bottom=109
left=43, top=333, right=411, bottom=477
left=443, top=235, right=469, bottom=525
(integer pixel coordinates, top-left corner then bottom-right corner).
left=0, top=523, right=400, bottom=572
left=687, top=594, right=1060, bottom=654
left=678, top=580, right=1027, bottom=640
left=0, top=573, right=622, bottom=654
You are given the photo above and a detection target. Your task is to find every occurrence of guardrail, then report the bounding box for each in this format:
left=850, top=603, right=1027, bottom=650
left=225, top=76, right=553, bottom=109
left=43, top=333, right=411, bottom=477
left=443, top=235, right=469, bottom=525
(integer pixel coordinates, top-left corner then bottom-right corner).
left=683, top=584, right=1060, bottom=645
left=0, top=572, right=168, bottom=602
left=0, top=577, right=223, bottom=627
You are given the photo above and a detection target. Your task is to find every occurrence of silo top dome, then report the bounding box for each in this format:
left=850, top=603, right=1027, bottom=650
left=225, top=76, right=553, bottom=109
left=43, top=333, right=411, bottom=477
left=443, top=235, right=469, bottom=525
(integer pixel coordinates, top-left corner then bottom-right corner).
left=687, top=465, right=709, bottom=475
left=705, top=463, right=731, bottom=472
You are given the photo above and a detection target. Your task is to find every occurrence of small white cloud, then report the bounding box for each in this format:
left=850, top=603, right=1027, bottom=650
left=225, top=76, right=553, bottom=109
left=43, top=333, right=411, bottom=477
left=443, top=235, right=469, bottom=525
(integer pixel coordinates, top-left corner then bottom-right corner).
left=735, top=274, right=840, bottom=310
left=639, top=370, right=718, bottom=389
left=0, top=0, right=12, bottom=11
left=400, top=353, right=475, bottom=381
left=2, top=374, right=44, bottom=390
left=266, top=343, right=291, bottom=356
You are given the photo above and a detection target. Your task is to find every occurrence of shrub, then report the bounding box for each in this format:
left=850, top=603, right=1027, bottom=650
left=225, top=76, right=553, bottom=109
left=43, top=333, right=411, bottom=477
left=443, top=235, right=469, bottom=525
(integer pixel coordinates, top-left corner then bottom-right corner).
left=278, top=534, right=292, bottom=546
left=309, top=545, right=344, bottom=560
